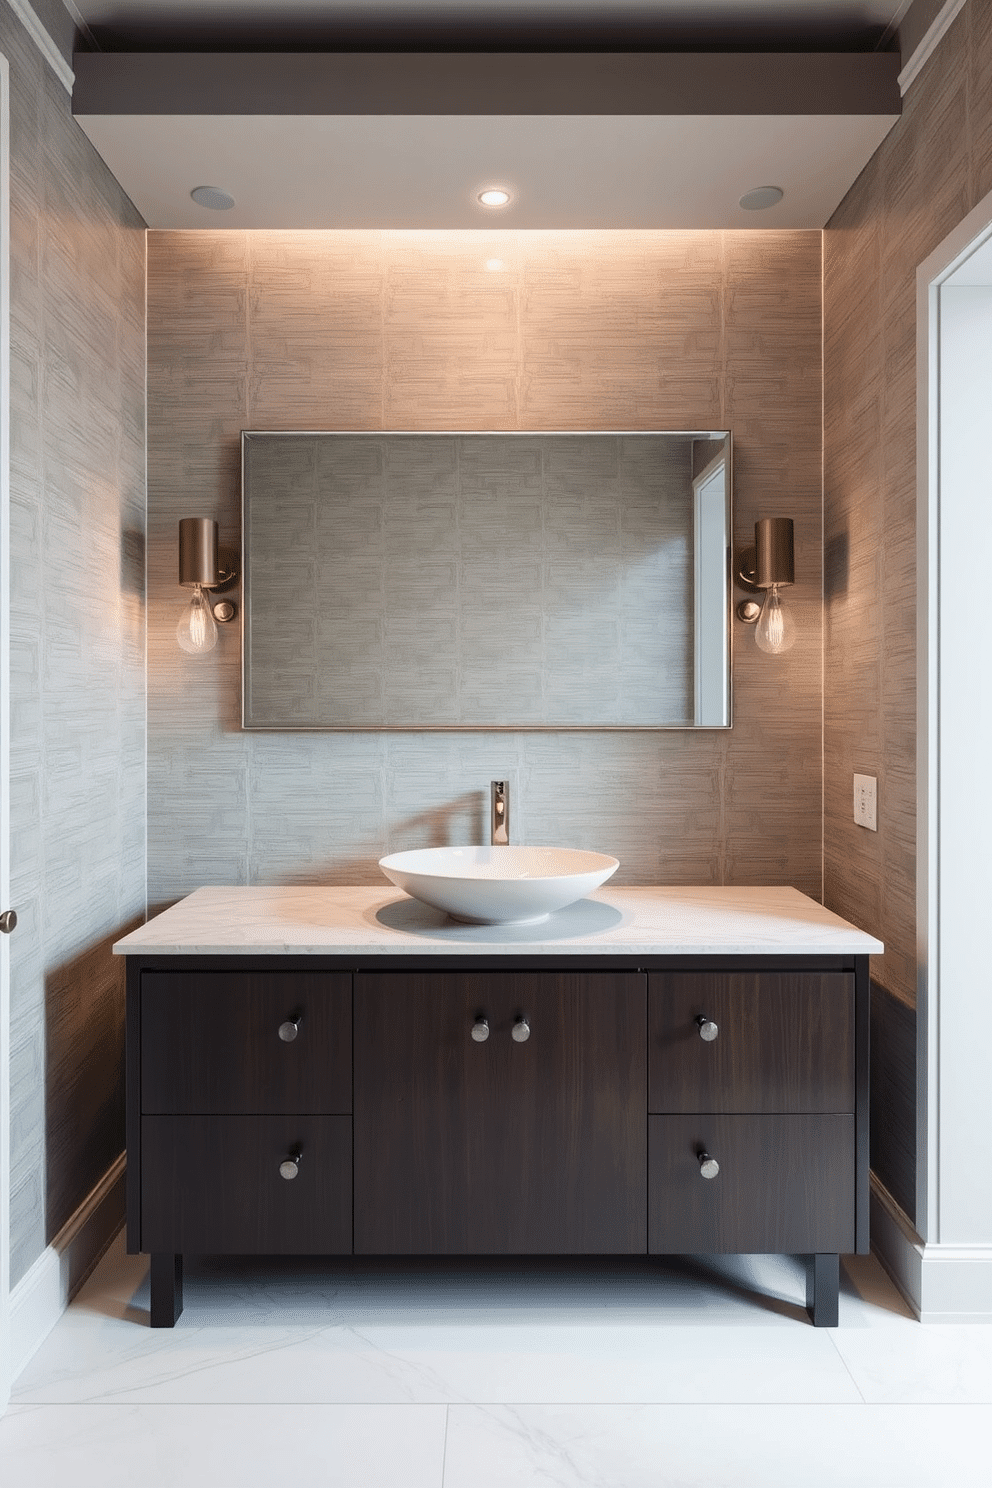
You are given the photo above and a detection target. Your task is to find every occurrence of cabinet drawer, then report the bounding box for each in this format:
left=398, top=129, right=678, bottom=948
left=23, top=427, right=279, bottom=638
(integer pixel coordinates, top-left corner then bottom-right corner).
left=140, top=972, right=351, bottom=1113
left=648, top=1114, right=855, bottom=1254
left=648, top=972, right=855, bottom=1113
left=141, top=1114, right=352, bottom=1253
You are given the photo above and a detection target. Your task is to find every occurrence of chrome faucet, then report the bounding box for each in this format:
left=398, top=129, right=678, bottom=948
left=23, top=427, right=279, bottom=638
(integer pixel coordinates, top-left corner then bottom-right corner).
left=491, top=780, right=509, bottom=846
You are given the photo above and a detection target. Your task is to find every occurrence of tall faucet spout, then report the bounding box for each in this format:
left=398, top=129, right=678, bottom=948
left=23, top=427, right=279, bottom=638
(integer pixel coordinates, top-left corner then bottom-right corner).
left=491, top=780, right=509, bottom=846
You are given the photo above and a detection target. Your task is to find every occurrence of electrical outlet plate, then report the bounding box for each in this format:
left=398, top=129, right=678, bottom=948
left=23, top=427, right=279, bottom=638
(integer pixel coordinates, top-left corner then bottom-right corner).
left=853, top=773, right=877, bottom=831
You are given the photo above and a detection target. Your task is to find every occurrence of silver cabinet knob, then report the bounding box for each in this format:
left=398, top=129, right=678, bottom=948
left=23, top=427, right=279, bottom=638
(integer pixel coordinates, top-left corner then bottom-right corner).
left=698, top=1151, right=720, bottom=1180
left=279, top=1147, right=302, bottom=1180
left=0, top=909, right=16, bottom=934
left=471, top=1017, right=490, bottom=1042
left=512, top=1017, right=531, bottom=1043
left=696, top=1015, right=719, bottom=1042
left=279, top=1013, right=303, bottom=1042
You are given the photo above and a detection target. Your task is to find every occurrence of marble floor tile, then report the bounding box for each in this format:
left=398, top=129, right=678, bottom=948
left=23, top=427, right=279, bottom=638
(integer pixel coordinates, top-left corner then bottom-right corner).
left=0, top=1402, right=447, bottom=1488
left=17, top=1315, right=863, bottom=1407
left=8, top=1233, right=992, bottom=1488
left=442, top=1402, right=992, bottom=1488
left=13, top=1242, right=867, bottom=1406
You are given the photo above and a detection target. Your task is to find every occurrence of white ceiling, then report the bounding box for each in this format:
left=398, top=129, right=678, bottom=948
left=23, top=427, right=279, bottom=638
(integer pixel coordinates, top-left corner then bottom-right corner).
left=67, top=0, right=912, bottom=230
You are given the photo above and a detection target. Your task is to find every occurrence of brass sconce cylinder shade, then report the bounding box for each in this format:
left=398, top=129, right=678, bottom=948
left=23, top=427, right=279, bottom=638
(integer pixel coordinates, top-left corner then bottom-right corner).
left=754, top=518, right=795, bottom=589
left=178, top=518, right=219, bottom=587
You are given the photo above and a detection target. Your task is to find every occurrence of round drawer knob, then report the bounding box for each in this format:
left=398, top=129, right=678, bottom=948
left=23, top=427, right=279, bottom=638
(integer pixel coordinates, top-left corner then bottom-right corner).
left=0, top=909, right=17, bottom=935
left=279, top=1147, right=302, bottom=1180
left=696, top=1015, right=719, bottom=1042
left=279, top=1014, right=303, bottom=1042
left=512, top=1017, right=531, bottom=1043
left=698, top=1151, right=720, bottom=1180
left=471, top=1017, right=490, bottom=1042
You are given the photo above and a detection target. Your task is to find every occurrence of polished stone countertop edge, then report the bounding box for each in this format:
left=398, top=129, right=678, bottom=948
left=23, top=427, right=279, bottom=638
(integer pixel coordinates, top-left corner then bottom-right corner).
left=113, top=884, right=885, bottom=958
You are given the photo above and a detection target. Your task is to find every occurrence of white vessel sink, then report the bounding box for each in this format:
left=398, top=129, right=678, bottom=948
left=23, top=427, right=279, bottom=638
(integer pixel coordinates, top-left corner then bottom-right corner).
left=378, top=845, right=620, bottom=925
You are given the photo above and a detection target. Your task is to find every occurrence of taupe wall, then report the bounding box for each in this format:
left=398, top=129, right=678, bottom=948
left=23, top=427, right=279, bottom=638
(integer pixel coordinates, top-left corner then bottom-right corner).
left=824, top=0, right=992, bottom=1223
left=3, top=2, right=146, bottom=1284
left=146, top=230, right=822, bottom=910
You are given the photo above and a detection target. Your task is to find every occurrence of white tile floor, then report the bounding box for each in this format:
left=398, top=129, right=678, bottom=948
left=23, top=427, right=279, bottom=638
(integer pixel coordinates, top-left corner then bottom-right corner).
left=3, top=1237, right=992, bottom=1486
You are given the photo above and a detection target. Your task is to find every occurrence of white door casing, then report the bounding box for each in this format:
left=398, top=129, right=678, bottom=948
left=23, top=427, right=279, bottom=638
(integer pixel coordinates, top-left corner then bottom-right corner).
left=1, top=47, right=13, bottom=1414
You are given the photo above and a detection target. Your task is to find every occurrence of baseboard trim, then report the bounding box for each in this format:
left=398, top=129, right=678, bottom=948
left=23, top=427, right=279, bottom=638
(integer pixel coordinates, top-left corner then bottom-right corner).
left=9, top=1153, right=125, bottom=1378
left=871, top=1174, right=992, bottom=1321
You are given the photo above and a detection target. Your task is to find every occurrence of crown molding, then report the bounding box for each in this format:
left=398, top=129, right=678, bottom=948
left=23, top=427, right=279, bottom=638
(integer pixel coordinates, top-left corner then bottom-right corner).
left=898, top=0, right=969, bottom=95
left=5, top=0, right=75, bottom=93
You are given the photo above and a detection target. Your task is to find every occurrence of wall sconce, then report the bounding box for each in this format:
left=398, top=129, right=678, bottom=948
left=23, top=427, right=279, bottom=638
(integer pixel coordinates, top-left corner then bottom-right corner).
left=736, top=518, right=795, bottom=654
left=177, top=518, right=238, bottom=655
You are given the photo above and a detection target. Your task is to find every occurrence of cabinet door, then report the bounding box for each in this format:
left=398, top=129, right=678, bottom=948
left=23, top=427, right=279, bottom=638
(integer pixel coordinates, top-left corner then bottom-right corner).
left=141, top=971, right=352, bottom=1114
left=648, top=971, right=855, bottom=1114
left=354, top=971, right=646, bottom=1255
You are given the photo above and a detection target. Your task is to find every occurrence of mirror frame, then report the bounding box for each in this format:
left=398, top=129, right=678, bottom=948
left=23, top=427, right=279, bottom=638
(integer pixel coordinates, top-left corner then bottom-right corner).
left=240, top=430, right=733, bottom=732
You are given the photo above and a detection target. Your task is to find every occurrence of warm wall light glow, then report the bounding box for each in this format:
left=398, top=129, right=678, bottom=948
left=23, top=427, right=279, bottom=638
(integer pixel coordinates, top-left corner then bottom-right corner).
left=177, top=583, right=218, bottom=654
left=754, top=584, right=796, bottom=654
left=485, top=258, right=505, bottom=272
left=478, top=188, right=511, bottom=208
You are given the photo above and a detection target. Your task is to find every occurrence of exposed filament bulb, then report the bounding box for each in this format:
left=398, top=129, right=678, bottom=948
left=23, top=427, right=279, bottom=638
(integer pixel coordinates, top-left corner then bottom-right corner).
left=177, top=583, right=218, bottom=654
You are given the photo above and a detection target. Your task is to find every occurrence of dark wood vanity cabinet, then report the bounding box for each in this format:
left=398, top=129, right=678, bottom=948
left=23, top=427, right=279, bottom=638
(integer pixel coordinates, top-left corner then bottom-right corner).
left=126, top=953, right=868, bottom=1330
left=353, top=971, right=646, bottom=1255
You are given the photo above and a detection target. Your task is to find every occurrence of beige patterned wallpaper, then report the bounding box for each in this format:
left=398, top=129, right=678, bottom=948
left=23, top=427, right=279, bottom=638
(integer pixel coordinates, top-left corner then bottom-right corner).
left=146, top=229, right=822, bottom=913
left=3, top=1, right=147, bottom=1286
left=823, top=0, right=992, bottom=1223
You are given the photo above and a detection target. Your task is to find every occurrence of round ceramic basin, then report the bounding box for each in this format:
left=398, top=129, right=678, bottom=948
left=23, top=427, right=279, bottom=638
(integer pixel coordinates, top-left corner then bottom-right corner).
left=378, top=845, right=620, bottom=925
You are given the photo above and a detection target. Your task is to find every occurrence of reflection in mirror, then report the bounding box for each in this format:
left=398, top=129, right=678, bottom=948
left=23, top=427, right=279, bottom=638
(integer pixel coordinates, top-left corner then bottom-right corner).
left=241, top=431, right=731, bottom=730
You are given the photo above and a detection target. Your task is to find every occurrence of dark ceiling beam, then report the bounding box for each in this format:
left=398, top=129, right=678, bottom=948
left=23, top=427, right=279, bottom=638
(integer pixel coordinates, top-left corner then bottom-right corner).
left=72, top=50, right=902, bottom=117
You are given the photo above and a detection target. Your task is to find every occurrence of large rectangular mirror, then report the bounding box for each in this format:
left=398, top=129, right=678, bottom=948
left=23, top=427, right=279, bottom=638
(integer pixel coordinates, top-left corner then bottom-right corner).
left=241, top=431, right=731, bottom=730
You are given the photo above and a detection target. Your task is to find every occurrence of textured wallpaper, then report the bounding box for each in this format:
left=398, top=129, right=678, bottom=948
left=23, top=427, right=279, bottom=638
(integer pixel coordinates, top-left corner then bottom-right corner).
left=823, top=0, right=992, bottom=1224
left=146, top=228, right=822, bottom=912
left=3, top=3, right=147, bottom=1284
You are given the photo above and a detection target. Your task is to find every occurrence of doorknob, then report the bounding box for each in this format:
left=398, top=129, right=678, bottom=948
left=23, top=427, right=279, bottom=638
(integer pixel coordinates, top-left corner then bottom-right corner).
left=0, top=910, right=16, bottom=934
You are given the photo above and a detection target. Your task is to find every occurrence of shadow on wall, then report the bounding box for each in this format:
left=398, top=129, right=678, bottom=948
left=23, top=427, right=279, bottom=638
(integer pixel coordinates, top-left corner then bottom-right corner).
left=121, top=525, right=145, bottom=599
left=44, top=919, right=142, bottom=1243
left=824, top=529, right=850, bottom=602
left=870, top=981, right=917, bottom=1225
left=144, top=790, right=490, bottom=918
left=386, top=789, right=486, bottom=850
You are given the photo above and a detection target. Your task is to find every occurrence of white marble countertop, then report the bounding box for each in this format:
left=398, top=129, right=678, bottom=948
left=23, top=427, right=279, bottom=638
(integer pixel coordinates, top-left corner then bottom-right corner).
left=113, top=884, right=884, bottom=957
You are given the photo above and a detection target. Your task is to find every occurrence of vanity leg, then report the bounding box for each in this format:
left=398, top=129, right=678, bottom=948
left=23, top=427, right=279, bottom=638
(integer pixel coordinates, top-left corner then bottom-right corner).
left=150, top=1252, right=183, bottom=1327
left=806, top=1252, right=839, bottom=1328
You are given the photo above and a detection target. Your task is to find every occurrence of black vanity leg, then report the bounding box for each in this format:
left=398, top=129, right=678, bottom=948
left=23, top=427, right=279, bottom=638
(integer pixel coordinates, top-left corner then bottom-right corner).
left=806, top=1253, right=839, bottom=1328
left=150, top=1252, right=183, bottom=1327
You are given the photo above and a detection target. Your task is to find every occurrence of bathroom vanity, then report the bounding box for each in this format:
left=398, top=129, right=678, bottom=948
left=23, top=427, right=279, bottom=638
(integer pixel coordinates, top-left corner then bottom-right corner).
left=114, top=884, right=881, bottom=1328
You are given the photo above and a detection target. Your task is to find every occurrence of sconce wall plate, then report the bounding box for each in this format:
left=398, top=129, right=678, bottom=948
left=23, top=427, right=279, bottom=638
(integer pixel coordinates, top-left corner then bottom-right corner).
left=736, top=543, right=761, bottom=594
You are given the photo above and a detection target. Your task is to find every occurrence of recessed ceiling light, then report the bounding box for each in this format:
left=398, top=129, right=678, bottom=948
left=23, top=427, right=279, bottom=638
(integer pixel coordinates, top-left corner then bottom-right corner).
left=190, top=185, right=236, bottom=211
left=478, top=188, right=512, bottom=208
left=739, top=186, right=784, bottom=212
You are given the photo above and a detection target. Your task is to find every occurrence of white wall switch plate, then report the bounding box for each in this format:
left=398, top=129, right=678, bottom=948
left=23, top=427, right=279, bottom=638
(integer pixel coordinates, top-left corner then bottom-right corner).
left=853, top=773, right=877, bottom=831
